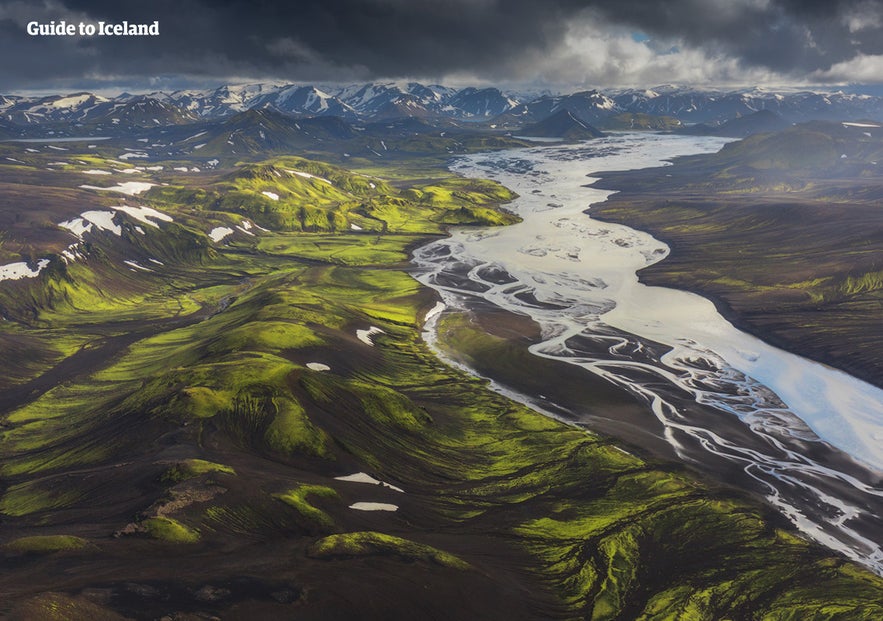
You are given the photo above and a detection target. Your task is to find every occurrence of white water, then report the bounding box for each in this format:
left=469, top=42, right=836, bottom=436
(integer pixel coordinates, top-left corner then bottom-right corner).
left=412, top=133, right=883, bottom=574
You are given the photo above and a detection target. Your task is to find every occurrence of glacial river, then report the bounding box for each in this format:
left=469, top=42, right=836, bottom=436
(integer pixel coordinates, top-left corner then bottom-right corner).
left=412, top=133, right=883, bottom=575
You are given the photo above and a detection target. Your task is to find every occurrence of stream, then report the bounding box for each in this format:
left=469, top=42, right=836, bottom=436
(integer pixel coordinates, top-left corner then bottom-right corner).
left=411, top=132, right=883, bottom=575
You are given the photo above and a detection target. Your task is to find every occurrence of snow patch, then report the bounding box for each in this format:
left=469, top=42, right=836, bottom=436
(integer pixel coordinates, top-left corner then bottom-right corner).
left=79, top=181, right=155, bottom=196
left=335, top=472, right=404, bottom=493
left=306, top=362, right=331, bottom=372
left=58, top=217, right=93, bottom=238
left=81, top=210, right=122, bottom=235
left=61, top=244, right=83, bottom=263
left=348, top=502, right=398, bottom=512
left=111, top=205, right=173, bottom=227
left=262, top=191, right=279, bottom=201
left=0, top=259, right=50, bottom=282
left=208, top=226, right=234, bottom=242
left=287, top=169, right=332, bottom=184
left=83, top=169, right=112, bottom=175
left=124, top=260, right=153, bottom=272
left=356, top=326, right=385, bottom=346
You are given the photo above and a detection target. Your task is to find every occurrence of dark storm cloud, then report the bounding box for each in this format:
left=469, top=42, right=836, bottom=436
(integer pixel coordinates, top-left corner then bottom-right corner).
left=591, top=0, right=883, bottom=73
left=1, top=0, right=882, bottom=90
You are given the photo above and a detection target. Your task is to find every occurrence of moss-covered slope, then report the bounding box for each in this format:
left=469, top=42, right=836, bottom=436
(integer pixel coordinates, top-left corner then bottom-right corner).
left=0, top=145, right=882, bottom=620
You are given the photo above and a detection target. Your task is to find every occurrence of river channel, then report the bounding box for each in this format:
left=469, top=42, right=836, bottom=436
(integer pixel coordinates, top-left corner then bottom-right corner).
left=411, top=132, right=883, bottom=575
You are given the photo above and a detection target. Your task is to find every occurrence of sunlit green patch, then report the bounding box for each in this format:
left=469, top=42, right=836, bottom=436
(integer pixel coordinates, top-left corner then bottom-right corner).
left=256, top=233, right=423, bottom=265
left=262, top=395, right=331, bottom=457
left=218, top=320, right=323, bottom=352
left=142, top=517, right=200, bottom=543
left=145, top=154, right=515, bottom=235
left=7, top=592, right=130, bottom=621
left=273, top=484, right=339, bottom=528
left=0, top=481, right=82, bottom=517
left=309, top=531, right=470, bottom=570
left=161, top=458, right=236, bottom=483
left=5, top=535, right=89, bottom=553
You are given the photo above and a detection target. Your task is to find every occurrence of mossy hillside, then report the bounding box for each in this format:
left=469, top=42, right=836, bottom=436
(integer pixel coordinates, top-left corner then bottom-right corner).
left=145, top=156, right=517, bottom=233
left=1, top=151, right=882, bottom=618
left=309, top=531, right=471, bottom=570
left=0, top=260, right=429, bottom=481
left=255, top=232, right=427, bottom=265
left=288, top=292, right=883, bottom=619
left=5, top=535, right=89, bottom=553
left=143, top=516, right=200, bottom=543
left=4, top=592, right=131, bottom=621
left=0, top=480, right=82, bottom=517
left=0, top=222, right=216, bottom=329
left=161, top=459, right=236, bottom=484
left=274, top=484, right=339, bottom=528
left=0, top=149, right=515, bottom=341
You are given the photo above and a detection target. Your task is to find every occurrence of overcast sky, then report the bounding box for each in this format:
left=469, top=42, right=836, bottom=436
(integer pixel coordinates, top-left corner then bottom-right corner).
left=2, top=0, right=883, bottom=93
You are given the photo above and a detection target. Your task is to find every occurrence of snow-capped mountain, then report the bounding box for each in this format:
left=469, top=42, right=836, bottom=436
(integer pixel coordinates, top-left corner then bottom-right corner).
left=157, top=83, right=287, bottom=118
left=608, top=87, right=883, bottom=123
left=86, top=97, right=199, bottom=127
left=497, top=90, right=617, bottom=127
left=1, top=82, right=881, bottom=129
left=445, top=87, right=518, bottom=118
left=264, top=86, right=357, bottom=119
left=3, top=92, right=110, bottom=124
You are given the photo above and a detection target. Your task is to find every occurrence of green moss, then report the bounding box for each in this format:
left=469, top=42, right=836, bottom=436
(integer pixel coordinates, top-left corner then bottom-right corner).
left=143, top=517, right=200, bottom=543
left=309, top=531, right=470, bottom=570
left=264, top=396, right=331, bottom=457
left=162, top=458, right=236, bottom=483
left=8, top=592, right=129, bottom=621
left=2, top=147, right=882, bottom=619
left=5, top=535, right=89, bottom=553
left=274, top=484, right=339, bottom=527
left=178, top=386, right=234, bottom=418
left=0, top=481, right=81, bottom=516
left=219, top=320, right=324, bottom=351
left=144, top=155, right=516, bottom=235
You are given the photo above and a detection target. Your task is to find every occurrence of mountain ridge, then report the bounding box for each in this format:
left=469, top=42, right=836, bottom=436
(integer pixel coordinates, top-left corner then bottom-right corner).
left=3, top=83, right=881, bottom=130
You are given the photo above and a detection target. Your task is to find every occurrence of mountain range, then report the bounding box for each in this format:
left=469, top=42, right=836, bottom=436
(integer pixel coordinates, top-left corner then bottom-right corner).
left=2, top=83, right=881, bottom=132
